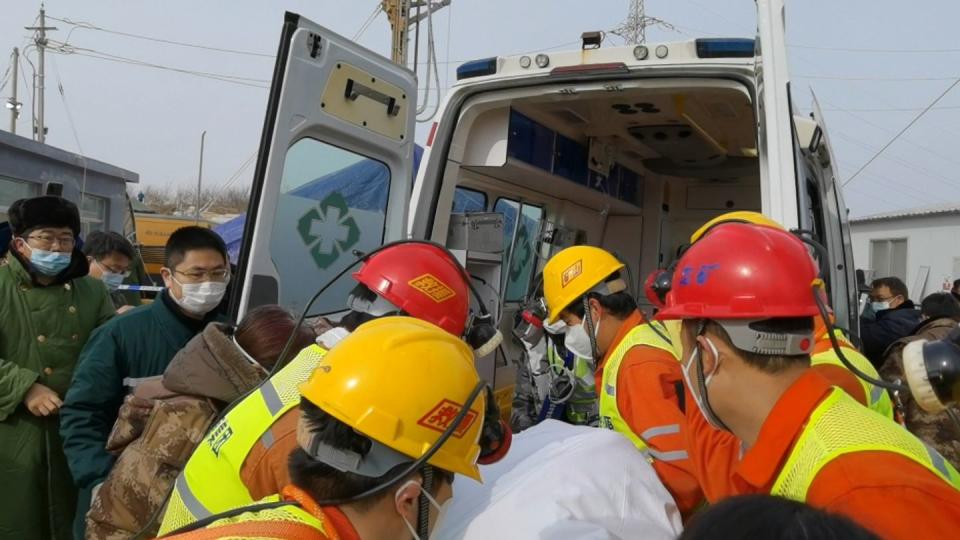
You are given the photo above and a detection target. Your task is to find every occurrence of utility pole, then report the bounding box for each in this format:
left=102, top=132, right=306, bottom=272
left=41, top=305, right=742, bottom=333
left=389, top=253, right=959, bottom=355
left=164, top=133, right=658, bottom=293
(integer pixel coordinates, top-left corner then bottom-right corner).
left=196, top=130, right=206, bottom=223
left=7, top=48, right=20, bottom=134
left=381, top=0, right=450, bottom=67
left=611, top=0, right=675, bottom=45
left=25, top=5, right=56, bottom=143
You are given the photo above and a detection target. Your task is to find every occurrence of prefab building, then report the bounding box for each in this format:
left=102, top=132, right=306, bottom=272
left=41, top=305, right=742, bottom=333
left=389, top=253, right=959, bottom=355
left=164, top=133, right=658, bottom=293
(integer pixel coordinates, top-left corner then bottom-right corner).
left=850, top=203, right=960, bottom=301
left=0, top=129, right=138, bottom=236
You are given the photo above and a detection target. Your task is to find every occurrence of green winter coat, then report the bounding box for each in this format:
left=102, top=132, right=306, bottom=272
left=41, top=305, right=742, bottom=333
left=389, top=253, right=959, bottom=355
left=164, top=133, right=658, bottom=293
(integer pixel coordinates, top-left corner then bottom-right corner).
left=0, top=252, right=115, bottom=540
left=59, top=291, right=224, bottom=538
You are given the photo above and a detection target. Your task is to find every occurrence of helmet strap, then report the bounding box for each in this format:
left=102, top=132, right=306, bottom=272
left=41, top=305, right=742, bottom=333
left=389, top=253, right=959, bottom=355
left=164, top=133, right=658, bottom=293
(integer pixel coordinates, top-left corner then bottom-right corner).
left=416, top=465, right=434, bottom=539
left=583, top=296, right=601, bottom=359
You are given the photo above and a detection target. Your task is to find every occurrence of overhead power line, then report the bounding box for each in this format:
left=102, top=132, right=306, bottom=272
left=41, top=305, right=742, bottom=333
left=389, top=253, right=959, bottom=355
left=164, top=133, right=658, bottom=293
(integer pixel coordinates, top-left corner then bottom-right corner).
left=46, top=40, right=269, bottom=88
left=48, top=15, right=274, bottom=58
left=790, top=43, right=960, bottom=54
left=842, top=76, right=960, bottom=188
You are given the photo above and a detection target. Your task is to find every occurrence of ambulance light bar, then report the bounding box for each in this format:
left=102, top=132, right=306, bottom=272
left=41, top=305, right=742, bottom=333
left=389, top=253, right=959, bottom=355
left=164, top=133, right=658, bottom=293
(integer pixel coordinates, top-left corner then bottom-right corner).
left=456, top=57, right=498, bottom=80
left=695, top=38, right=755, bottom=58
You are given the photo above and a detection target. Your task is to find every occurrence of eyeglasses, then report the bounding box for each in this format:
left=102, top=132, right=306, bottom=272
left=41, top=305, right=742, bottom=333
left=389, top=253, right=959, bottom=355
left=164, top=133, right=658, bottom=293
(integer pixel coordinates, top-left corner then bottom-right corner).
left=95, top=259, right=131, bottom=277
left=24, top=233, right=75, bottom=250
left=173, top=268, right=230, bottom=283
left=870, top=295, right=897, bottom=303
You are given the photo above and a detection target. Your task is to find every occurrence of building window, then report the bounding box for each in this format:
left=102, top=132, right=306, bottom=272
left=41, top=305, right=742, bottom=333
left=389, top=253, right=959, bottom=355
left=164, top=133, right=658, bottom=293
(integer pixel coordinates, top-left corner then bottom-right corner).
left=0, top=177, right=41, bottom=223
left=80, top=195, right=108, bottom=236
left=870, top=238, right=907, bottom=283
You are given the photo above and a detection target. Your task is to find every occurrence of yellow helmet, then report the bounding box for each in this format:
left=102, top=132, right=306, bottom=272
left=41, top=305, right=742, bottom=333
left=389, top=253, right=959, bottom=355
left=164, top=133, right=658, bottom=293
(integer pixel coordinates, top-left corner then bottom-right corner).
left=543, top=245, right=626, bottom=324
left=689, top=211, right=786, bottom=244
left=299, top=316, right=485, bottom=481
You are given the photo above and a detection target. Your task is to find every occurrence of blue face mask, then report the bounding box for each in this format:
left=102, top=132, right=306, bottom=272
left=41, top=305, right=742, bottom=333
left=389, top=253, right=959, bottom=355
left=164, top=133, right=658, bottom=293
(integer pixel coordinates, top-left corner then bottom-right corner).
left=27, top=246, right=72, bottom=276
left=101, top=271, right=125, bottom=291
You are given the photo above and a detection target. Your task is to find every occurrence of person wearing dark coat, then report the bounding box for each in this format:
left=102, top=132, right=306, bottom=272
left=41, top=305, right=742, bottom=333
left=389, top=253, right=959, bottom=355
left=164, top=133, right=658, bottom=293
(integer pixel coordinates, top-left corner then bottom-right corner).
left=860, top=276, right=922, bottom=368
left=60, top=226, right=229, bottom=540
left=0, top=196, right=115, bottom=540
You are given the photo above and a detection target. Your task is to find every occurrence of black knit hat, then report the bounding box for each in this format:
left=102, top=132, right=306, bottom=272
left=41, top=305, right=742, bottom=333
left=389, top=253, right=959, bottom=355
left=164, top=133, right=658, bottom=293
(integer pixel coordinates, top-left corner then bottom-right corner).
left=8, top=196, right=82, bottom=237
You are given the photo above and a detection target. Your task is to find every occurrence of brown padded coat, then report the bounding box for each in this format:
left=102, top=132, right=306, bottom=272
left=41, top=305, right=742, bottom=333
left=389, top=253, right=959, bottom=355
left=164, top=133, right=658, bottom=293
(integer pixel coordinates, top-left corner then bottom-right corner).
left=84, top=323, right=265, bottom=540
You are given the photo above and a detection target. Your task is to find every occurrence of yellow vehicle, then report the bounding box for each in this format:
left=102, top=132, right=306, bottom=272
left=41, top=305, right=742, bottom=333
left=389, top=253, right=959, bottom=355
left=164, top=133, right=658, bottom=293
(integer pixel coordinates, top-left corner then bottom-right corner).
left=134, top=212, right=211, bottom=279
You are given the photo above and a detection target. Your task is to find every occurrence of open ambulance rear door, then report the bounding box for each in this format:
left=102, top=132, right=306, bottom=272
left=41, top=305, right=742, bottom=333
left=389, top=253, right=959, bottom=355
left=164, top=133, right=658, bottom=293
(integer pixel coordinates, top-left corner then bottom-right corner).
left=809, top=93, right=859, bottom=335
left=230, top=13, right=417, bottom=318
left=755, top=0, right=798, bottom=229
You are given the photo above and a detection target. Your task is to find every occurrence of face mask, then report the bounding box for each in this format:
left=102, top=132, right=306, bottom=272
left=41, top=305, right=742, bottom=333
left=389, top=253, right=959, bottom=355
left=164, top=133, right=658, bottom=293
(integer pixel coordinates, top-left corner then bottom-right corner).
left=170, top=277, right=227, bottom=315
left=232, top=335, right=268, bottom=375
left=871, top=301, right=891, bottom=313
left=316, top=327, right=350, bottom=349
left=682, top=337, right=727, bottom=431
left=564, top=317, right=599, bottom=359
left=543, top=319, right=567, bottom=335
left=397, top=479, right=450, bottom=540
left=94, top=260, right=126, bottom=291
left=25, top=244, right=71, bottom=276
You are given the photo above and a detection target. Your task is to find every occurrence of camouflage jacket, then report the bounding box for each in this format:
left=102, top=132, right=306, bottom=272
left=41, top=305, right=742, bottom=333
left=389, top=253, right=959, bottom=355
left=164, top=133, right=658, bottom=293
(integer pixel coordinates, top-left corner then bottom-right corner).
left=85, top=323, right=266, bottom=540
left=880, top=317, right=960, bottom=470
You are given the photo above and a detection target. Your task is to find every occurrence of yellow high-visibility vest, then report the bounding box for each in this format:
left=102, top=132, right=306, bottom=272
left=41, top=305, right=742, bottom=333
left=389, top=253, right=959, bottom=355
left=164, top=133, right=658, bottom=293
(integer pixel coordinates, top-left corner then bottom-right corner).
left=772, top=388, right=960, bottom=501
left=158, top=344, right=328, bottom=536
left=598, top=321, right=688, bottom=463
left=810, top=330, right=894, bottom=420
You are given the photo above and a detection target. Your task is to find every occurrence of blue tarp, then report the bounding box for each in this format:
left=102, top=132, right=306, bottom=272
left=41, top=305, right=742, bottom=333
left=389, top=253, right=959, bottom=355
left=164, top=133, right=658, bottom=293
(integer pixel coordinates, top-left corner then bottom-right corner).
left=215, top=145, right=424, bottom=264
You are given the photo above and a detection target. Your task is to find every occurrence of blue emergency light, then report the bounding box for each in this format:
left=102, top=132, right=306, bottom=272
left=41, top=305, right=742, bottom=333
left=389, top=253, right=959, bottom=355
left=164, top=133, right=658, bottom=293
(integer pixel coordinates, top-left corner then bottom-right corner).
left=695, top=38, right=755, bottom=58
left=456, top=57, right=498, bottom=80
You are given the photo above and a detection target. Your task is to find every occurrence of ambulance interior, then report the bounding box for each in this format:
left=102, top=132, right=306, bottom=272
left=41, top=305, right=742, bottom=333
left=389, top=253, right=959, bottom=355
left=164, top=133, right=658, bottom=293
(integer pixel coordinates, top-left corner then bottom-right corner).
left=429, top=80, right=762, bottom=387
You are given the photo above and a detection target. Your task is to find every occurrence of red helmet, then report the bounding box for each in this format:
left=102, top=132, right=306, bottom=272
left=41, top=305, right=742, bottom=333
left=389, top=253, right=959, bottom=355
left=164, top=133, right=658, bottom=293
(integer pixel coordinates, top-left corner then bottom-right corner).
left=656, top=223, right=820, bottom=321
left=353, top=244, right=469, bottom=336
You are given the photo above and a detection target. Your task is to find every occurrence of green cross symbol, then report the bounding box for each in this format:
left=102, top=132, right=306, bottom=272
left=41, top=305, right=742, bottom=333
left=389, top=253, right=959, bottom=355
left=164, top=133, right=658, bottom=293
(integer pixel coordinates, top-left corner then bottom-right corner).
left=296, top=192, right=361, bottom=269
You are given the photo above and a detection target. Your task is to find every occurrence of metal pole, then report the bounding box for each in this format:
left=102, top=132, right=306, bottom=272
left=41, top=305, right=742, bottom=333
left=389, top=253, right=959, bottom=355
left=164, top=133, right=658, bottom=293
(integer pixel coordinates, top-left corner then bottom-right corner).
left=36, top=7, right=46, bottom=143
left=26, top=5, right=56, bottom=143
left=8, top=48, right=18, bottom=134
left=196, top=130, right=206, bottom=222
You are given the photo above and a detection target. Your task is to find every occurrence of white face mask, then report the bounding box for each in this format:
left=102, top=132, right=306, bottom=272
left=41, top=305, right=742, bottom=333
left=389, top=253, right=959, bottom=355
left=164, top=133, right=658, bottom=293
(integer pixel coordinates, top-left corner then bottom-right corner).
left=543, top=319, right=567, bottom=335
left=170, top=277, right=227, bottom=316
left=682, top=337, right=726, bottom=431
left=871, top=301, right=891, bottom=313
left=316, top=327, right=350, bottom=349
left=564, top=316, right=599, bottom=360
left=397, top=479, right=450, bottom=540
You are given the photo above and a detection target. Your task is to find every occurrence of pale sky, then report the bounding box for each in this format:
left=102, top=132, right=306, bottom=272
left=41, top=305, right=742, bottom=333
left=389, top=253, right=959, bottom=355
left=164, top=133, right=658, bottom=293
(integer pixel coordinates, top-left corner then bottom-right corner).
left=1, top=0, right=959, bottom=218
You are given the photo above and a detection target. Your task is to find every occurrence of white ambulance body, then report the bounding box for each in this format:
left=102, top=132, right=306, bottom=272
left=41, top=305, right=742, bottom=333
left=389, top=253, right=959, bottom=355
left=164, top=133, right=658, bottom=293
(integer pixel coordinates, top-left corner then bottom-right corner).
left=231, top=1, right=855, bottom=403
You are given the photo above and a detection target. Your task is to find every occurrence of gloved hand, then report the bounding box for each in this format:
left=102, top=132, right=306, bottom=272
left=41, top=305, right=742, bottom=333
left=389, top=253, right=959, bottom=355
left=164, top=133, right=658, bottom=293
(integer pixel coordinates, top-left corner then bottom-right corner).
left=478, top=386, right=512, bottom=465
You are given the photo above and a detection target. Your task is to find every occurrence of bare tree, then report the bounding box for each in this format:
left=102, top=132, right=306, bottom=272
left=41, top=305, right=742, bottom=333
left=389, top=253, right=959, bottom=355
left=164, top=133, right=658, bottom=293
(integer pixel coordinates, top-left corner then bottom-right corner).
left=133, top=185, right=251, bottom=215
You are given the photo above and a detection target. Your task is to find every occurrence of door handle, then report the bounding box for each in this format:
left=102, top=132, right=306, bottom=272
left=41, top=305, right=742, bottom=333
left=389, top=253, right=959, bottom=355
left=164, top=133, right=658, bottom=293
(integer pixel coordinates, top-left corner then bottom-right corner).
left=344, top=78, right=400, bottom=117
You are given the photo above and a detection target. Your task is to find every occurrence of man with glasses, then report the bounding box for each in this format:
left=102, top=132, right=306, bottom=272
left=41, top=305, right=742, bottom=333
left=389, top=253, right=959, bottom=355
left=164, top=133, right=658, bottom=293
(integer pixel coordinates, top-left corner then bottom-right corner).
left=860, top=277, right=921, bottom=368
left=0, top=196, right=116, bottom=540
left=82, top=231, right=137, bottom=313
left=61, top=226, right=229, bottom=539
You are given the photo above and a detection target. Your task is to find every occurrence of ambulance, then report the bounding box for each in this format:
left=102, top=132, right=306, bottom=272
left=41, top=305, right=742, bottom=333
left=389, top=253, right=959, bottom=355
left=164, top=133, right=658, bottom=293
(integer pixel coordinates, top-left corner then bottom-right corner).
left=230, top=0, right=857, bottom=406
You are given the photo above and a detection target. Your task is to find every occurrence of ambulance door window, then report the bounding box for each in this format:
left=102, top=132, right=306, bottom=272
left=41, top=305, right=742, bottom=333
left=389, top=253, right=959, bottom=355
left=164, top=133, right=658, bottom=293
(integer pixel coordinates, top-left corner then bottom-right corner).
left=269, top=137, right=390, bottom=315
left=495, top=197, right=544, bottom=302
left=453, top=186, right=487, bottom=212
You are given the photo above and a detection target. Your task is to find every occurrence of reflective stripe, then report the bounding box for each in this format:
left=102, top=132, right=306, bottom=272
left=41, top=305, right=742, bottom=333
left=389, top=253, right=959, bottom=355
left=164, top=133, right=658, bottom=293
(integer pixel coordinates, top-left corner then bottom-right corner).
left=122, top=375, right=162, bottom=389
left=176, top=478, right=211, bottom=520
left=927, top=444, right=951, bottom=479
left=260, top=381, right=284, bottom=416
left=648, top=448, right=690, bottom=462
left=641, top=424, right=681, bottom=440
left=604, top=383, right=616, bottom=397
left=260, top=429, right=275, bottom=450
left=871, top=384, right=885, bottom=406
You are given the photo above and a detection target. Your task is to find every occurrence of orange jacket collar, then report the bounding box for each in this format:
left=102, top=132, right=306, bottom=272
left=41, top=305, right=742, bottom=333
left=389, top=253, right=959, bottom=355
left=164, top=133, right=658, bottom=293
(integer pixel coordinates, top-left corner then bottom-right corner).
left=733, top=370, right=834, bottom=490
left=597, top=310, right=646, bottom=373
